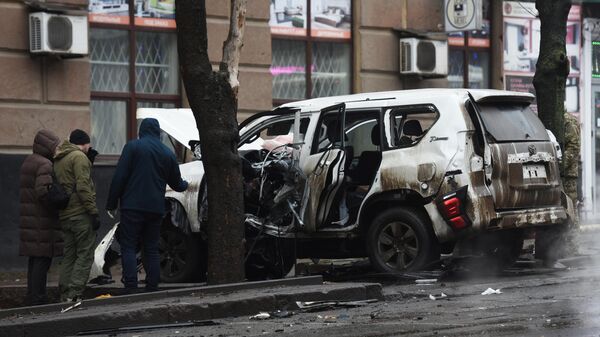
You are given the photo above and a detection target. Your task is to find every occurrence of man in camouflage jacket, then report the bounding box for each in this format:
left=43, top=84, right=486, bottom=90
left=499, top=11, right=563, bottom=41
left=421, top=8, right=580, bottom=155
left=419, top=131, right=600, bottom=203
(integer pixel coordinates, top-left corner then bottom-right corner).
left=562, top=112, right=580, bottom=203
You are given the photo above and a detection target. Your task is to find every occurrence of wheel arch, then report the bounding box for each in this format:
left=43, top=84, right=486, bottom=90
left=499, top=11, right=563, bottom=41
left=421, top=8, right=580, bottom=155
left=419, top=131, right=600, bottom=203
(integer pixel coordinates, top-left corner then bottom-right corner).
left=358, top=189, right=436, bottom=240
left=165, top=198, right=196, bottom=235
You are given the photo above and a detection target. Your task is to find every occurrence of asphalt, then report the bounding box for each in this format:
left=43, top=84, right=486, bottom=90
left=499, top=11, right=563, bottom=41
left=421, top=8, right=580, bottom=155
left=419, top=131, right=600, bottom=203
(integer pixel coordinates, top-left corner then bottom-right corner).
left=0, top=276, right=383, bottom=337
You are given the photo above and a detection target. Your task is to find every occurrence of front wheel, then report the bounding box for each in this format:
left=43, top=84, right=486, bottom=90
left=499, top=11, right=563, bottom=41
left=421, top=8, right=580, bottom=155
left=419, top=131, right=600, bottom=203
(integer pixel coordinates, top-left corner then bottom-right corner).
left=159, top=222, right=206, bottom=283
left=245, top=227, right=295, bottom=281
left=367, top=207, right=439, bottom=273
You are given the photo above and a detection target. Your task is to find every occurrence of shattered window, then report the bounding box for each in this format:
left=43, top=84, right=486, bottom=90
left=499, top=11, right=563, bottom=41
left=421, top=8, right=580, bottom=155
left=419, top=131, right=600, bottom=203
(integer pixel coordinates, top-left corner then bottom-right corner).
left=389, top=106, right=439, bottom=148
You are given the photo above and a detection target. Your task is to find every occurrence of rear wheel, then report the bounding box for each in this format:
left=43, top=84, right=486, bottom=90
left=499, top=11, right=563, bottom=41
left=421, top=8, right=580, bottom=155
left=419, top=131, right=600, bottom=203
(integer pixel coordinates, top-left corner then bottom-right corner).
left=159, top=222, right=206, bottom=283
left=367, top=207, right=439, bottom=273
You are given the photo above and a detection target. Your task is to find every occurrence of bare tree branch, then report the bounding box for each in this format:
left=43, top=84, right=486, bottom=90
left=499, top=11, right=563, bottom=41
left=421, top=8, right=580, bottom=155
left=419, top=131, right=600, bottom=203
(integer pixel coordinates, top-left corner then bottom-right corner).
left=221, top=0, right=247, bottom=93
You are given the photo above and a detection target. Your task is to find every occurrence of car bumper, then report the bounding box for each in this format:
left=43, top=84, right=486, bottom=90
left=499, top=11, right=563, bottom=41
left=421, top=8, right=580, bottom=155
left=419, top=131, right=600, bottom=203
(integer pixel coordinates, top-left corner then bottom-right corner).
left=488, top=206, right=568, bottom=230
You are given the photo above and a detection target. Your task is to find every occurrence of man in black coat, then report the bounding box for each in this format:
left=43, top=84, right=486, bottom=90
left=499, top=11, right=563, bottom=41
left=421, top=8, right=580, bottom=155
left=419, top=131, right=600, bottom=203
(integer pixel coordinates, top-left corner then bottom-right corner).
left=106, top=118, right=188, bottom=292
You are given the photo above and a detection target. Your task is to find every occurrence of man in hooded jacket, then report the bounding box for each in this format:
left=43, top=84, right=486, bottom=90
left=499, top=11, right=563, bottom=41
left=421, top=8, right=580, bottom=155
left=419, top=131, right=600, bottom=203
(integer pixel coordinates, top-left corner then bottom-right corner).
left=107, top=118, right=188, bottom=293
left=54, top=129, right=100, bottom=302
left=19, top=129, right=62, bottom=305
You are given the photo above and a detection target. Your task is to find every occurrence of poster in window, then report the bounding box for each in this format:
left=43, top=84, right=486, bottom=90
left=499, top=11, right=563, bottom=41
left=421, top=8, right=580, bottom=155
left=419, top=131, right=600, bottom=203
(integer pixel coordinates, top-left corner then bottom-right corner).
left=88, top=0, right=130, bottom=25
left=269, top=0, right=308, bottom=36
left=503, top=1, right=581, bottom=113
left=134, top=0, right=176, bottom=28
left=310, top=0, right=351, bottom=39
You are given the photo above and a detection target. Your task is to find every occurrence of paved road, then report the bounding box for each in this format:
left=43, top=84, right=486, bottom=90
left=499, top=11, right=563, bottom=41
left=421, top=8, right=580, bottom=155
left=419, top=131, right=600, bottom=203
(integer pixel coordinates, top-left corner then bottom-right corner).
left=76, top=230, right=600, bottom=337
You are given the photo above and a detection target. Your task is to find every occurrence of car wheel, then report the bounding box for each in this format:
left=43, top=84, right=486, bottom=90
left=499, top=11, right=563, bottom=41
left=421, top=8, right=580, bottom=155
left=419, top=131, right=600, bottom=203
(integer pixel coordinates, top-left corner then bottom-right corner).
left=245, top=227, right=295, bottom=281
left=159, top=222, right=206, bottom=283
left=367, top=207, right=439, bottom=273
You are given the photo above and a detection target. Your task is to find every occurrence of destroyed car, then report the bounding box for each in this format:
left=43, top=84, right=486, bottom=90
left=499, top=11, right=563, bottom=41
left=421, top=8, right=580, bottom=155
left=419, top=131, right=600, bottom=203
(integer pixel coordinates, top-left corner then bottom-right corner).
left=101, top=89, right=574, bottom=282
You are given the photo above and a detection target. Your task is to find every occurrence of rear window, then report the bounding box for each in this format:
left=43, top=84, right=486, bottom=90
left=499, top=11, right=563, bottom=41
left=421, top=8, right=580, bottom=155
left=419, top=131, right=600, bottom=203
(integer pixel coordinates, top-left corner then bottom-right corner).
left=477, top=103, right=549, bottom=142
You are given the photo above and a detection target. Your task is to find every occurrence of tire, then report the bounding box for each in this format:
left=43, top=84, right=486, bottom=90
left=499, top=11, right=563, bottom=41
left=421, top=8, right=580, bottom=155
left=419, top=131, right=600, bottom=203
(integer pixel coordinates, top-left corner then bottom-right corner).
left=367, top=207, right=439, bottom=273
left=158, top=222, right=206, bottom=283
left=245, top=227, right=295, bottom=281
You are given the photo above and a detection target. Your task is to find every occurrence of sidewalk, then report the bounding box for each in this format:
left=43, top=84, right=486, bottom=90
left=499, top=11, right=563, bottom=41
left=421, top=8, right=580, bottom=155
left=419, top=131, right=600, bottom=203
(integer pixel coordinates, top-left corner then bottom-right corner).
left=0, top=276, right=383, bottom=337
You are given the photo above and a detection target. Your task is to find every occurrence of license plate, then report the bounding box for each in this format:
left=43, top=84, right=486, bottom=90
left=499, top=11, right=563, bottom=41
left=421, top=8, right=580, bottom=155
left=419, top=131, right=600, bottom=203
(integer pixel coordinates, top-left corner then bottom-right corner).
left=522, top=164, right=547, bottom=179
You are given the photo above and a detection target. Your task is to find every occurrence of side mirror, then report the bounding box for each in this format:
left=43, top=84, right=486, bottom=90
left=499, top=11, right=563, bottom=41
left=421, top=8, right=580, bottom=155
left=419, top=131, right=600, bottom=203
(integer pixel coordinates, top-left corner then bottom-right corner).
left=189, top=140, right=202, bottom=159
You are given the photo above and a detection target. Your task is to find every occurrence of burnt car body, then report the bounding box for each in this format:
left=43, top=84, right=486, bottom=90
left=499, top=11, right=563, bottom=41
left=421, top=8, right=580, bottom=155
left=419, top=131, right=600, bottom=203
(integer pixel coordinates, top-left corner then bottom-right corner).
left=105, top=89, right=573, bottom=282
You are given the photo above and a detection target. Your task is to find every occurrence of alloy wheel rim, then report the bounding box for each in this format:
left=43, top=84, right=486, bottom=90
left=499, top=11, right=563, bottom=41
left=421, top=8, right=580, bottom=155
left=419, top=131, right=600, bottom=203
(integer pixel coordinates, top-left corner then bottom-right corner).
left=377, top=221, right=419, bottom=270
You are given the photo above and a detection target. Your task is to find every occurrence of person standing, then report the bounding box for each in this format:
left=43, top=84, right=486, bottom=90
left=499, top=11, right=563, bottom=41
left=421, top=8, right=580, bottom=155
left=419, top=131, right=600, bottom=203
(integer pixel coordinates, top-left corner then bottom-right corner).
left=19, top=129, right=62, bottom=305
left=54, top=129, right=100, bottom=302
left=106, top=118, right=188, bottom=293
left=562, top=111, right=581, bottom=204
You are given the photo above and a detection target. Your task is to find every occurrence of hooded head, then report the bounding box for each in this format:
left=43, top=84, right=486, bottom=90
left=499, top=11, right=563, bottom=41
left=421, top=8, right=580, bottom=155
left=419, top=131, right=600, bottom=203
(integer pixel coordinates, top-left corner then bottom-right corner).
left=139, top=118, right=161, bottom=139
left=33, top=129, right=60, bottom=160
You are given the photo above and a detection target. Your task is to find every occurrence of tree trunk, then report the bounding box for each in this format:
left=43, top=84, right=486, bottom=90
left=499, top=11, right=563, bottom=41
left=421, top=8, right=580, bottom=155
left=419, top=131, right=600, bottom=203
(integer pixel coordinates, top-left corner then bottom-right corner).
left=533, top=0, right=571, bottom=145
left=176, top=0, right=246, bottom=284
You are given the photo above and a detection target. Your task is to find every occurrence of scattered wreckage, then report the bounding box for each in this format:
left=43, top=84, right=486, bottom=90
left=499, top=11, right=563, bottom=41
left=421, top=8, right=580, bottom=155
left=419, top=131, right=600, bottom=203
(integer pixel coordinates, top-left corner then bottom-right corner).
left=92, top=89, right=575, bottom=283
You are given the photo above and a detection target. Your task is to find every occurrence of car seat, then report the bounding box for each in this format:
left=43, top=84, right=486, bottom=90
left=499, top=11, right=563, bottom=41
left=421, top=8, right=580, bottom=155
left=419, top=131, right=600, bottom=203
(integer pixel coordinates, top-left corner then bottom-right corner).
left=398, top=119, right=424, bottom=146
left=347, top=123, right=382, bottom=186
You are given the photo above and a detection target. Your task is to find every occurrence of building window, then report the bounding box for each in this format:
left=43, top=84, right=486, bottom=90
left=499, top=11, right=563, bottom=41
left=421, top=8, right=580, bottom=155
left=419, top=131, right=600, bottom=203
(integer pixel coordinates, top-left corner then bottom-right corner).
left=269, top=0, right=352, bottom=102
left=88, top=1, right=179, bottom=156
left=447, top=0, right=491, bottom=89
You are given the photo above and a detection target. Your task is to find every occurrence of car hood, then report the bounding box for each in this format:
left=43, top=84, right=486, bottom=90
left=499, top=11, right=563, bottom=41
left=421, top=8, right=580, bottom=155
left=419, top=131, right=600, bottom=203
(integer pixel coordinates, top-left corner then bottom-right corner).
left=137, top=108, right=198, bottom=149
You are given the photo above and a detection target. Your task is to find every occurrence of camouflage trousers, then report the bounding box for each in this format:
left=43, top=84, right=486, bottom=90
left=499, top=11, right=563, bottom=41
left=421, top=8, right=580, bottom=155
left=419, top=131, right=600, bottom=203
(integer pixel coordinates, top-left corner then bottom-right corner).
left=563, top=178, right=578, bottom=203
left=562, top=177, right=579, bottom=256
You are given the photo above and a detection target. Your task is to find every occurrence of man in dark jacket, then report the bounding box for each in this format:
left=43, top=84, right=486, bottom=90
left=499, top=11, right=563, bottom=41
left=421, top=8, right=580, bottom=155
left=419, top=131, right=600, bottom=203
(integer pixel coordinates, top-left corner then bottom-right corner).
left=54, top=129, right=100, bottom=302
left=107, top=118, right=188, bottom=292
left=19, top=129, right=62, bottom=305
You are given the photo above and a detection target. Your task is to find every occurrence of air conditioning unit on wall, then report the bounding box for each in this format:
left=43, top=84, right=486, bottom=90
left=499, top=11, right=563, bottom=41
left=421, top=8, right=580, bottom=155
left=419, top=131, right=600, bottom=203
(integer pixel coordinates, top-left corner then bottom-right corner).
left=29, top=12, right=88, bottom=55
left=399, top=38, right=448, bottom=77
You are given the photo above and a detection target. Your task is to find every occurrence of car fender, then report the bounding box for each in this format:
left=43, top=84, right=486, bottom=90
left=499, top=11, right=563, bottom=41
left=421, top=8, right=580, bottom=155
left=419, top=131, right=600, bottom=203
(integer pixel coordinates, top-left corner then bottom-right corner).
left=166, top=160, right=204, bottom=233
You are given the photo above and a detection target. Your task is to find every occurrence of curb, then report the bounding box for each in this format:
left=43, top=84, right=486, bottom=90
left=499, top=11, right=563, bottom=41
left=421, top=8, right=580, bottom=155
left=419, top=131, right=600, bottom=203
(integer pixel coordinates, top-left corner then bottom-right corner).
left=0, top=276, right=324, bottom=319
left=0, top=280, right=383, bottom=337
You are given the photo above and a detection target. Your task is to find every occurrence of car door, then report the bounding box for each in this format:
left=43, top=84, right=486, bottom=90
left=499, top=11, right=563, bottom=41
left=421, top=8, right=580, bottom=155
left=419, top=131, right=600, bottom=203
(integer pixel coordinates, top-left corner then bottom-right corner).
left=301, top=103, right=347, bottom=232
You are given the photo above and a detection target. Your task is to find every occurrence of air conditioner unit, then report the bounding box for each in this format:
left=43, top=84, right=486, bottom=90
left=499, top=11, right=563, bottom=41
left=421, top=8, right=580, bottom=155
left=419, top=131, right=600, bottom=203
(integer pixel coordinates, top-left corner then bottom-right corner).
left=399, top=38, right=448, bottom=77
left=29, top=12, right=88, bottom=55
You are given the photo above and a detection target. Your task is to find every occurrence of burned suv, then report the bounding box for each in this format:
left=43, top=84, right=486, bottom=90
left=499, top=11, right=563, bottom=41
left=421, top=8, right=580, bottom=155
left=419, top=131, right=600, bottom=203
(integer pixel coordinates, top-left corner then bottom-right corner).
left=137, top=89, right=573, bottom=282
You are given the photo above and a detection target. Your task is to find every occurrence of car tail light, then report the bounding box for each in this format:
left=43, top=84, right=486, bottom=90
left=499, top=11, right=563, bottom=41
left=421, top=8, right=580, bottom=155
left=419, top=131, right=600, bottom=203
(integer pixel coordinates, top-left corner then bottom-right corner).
left=436, top=186, right=471, bottom=231
left=442, top=197, right=460, bottom=218
left=449, top=216, right=467, bottom=229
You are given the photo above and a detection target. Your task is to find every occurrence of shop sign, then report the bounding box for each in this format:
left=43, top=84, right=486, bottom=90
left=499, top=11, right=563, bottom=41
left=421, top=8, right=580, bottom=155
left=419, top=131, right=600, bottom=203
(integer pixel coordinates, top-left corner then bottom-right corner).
left=444, top=0, right=484, bottom=32
left=310, top=0, right=351, bottom=39
left=269, top=0, right=308, bottom=36
left=269, top=0, right=351, bottom=39
left=89, top=0, right=176, bottom=28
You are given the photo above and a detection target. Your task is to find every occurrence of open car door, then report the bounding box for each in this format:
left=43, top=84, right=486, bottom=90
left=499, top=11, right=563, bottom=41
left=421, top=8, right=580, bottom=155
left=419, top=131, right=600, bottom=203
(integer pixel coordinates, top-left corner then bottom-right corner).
left=301, top=103, right=347, bottom=232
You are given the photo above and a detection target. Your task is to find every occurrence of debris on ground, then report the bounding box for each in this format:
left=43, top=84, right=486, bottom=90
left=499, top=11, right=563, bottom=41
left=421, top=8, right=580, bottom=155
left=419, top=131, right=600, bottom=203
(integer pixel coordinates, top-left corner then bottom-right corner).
left=94, top=294, right=112, bottom=299
left=270, top=310, right=293, bottom=318
left=481, top=288, right=502, bottom=295
left=295, top=299, right=378, bottom=312
left=323, top=315, right=337, bottom=322
left=77, top=320, right=220, bottom=335
left=415, top=279, right=438, bottom=284
left=428, top=293, right=448, bottom=300
left=60, top=301, right=82, bottom=313
left=250, top=312, right=271, bottom=320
